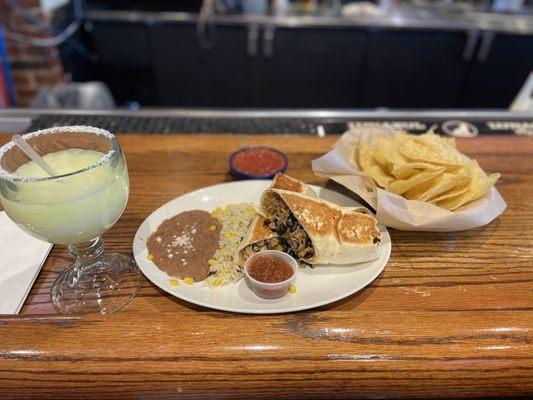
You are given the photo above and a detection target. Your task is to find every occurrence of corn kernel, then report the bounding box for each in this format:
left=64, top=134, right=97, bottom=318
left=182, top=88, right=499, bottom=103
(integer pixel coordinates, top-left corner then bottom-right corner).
left=289, top=284, right=297, bottom=294
left=224, top=231, right=236, bottom=238
left=213, top=278, right=222, bottom=286
left=168, top=279, right=179, bottom=286
left=208, top=259, right=217, bottom=266
left=208, top=225, right=217, bottom=231
left=220, top=247, right=226, bottom=253
left=147, top=254, right=154, bottom=260
left=211, top=207, right=222, bottom=215
left=184, top=277, right=194, bottom=285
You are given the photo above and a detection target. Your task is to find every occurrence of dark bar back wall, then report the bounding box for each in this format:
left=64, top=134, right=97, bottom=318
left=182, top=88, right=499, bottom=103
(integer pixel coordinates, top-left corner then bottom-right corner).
left=53, top=4, right=533, bottom=109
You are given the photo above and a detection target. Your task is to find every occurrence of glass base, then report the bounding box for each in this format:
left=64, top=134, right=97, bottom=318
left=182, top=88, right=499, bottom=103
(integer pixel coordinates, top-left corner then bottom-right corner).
left=51, top=252, right=142, bottom=314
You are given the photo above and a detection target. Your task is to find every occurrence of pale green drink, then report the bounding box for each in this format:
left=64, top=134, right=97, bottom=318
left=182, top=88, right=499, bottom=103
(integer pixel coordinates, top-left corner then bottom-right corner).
left=0, top=126, right=141, bottom=315
left=1, top=148, right=129, bottom=244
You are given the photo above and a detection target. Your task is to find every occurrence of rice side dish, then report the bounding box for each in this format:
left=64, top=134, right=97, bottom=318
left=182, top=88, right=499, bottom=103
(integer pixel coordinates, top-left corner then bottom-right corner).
left=205, top=203, right=256, bottom=287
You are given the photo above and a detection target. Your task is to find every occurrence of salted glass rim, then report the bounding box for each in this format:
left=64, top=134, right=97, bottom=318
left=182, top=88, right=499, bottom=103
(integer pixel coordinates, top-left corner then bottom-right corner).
left=0, top=125, right=119, bottom=183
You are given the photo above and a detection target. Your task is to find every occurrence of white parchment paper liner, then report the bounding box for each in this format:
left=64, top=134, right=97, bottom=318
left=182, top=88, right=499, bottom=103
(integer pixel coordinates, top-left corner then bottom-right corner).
left=312, top=127, right=507, bottom=232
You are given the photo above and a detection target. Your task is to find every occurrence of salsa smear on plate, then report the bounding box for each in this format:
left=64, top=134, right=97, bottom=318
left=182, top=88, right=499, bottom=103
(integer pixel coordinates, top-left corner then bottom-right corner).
left=230, top=147, right=287, bottom=177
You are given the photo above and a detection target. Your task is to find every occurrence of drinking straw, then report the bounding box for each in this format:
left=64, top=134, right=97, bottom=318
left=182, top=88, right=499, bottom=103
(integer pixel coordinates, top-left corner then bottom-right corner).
left=11, top=134, right=58, bottom=176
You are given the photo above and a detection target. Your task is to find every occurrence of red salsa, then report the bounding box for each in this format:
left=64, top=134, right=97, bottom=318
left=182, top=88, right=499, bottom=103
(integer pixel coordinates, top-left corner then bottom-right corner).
left=248, top=255, right=293, bottom=283
left=231, top=148, right=286, bottom=176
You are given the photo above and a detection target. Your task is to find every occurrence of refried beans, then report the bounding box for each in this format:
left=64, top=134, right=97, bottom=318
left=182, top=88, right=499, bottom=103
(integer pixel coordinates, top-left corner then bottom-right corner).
left=147, top=210, right=221, bottom=282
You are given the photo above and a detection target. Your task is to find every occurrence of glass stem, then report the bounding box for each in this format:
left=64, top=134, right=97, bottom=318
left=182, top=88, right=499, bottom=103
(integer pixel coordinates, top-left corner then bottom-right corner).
left=65, top=237, right=105, bottom=287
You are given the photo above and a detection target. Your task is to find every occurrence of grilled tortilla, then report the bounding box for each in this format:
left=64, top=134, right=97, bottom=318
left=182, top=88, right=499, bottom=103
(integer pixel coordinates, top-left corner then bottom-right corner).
left=261, top=189, right=381, bottom=264
left=234, top=215, right=284, bottom=267
left=334, top=208, right=382, bottom=264
left=271, top=173, right=317, bottom=198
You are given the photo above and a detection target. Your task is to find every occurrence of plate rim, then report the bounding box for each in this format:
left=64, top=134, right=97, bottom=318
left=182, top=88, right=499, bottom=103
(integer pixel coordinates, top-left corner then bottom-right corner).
left=133, top=180, right=391, bottom=314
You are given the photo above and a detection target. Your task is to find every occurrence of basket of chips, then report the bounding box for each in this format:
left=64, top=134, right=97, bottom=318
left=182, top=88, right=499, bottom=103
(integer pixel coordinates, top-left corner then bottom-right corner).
left=312, top=126, right=506, bottom=231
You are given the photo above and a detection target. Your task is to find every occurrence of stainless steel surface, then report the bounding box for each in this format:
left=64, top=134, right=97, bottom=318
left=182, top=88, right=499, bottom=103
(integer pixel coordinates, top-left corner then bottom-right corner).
left=477, top=31, right=496, bottom=62
left=1, top=108, right=532, bottom=119
left=462, top=30, right=480, bottom=61
left=2, top=108, right=532, bottom=136
left=263, top=26, right=275, bottom=58
left=83, top=9, right=533, bottom=35
left=247, top=24, right=260, bottom=57
left=0, top=117, right=31, bottom=133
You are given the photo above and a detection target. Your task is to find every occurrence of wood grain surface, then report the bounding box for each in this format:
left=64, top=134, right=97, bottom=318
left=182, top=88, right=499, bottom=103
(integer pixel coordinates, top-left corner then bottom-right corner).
left=0, top=133, right=532, bottom=399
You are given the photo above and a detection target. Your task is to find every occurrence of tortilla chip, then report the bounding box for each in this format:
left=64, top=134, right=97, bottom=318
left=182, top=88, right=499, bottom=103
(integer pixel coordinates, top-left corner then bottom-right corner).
left=364, top=165, right=394, bottom=188
left=443, top=137, right=457, bottom=148
left=398, top=134, right=468, bottom=166
left=358, top=145, right=381, bottom=171
left=429, top=181, right=471, bottom=204
left=464, top=172, right=500, bottom=206
left=355, top=130, right=500, bottom=211
left=392, top=132, right=413, bottom=146
left=436, top=162, right=499, bottom=210
left=388, top=170, right=445, bottom=195
left=391, top=162, right=445, bottom=180
left=377, top=136, right=408, bottom=167
left=406, top=173, right=470, bottom=202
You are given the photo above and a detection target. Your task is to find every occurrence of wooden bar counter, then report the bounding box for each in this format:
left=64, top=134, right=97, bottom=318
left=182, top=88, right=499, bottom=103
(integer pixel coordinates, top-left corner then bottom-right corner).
left=0, top=133, right=532, bottom=399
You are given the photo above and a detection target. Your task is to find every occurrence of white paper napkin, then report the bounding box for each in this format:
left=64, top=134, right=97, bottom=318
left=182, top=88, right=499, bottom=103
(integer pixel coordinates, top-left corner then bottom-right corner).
left=0, top=212, right=52, bottom=314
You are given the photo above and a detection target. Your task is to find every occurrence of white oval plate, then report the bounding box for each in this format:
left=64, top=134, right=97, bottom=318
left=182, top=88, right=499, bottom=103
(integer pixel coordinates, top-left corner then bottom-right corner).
left=133, top=180, right=391, bottom=314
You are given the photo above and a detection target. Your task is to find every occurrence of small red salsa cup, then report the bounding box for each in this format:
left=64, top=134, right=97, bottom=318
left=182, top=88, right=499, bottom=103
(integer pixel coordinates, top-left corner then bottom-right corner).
left=244, top=250, right=297, bottom=299
left=229, top=146, right=288, bottom=179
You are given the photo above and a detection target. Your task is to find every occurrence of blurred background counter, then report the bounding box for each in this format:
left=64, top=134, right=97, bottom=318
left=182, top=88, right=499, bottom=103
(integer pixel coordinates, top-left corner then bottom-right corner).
left=1, top=108, right=533, bottom=136
left=2, top=0, right=533, bottom=110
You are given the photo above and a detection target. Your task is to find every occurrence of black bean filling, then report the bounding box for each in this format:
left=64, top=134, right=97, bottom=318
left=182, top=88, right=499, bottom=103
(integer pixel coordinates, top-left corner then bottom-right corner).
left=242, top=237, right=283, bottom=261
left=264, top=196, right=315, bottom=260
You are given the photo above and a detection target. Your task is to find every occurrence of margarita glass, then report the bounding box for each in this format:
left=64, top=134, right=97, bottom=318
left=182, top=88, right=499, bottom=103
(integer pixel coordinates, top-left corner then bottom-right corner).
left=0, top=126, right=142, bottom=314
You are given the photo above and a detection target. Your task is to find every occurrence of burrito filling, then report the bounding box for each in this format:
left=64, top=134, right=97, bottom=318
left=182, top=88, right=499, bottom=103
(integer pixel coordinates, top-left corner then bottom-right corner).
left=240, top=237, right=284, bottom=263
left=264, top=195, right=315, bottom=260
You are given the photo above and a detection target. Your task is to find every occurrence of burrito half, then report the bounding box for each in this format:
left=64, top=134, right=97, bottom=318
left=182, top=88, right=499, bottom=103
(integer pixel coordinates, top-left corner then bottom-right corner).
left=271, top=173, right=317, bottom=198
left=234, top=215, right=284, bottom=267
left=261, top=189, right=381, bottom=265
left=334, top=209, right=382, bottom=264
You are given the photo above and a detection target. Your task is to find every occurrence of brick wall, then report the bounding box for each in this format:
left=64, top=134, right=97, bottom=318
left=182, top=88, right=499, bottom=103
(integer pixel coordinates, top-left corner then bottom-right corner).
left=0, top=0, right=64, bottom=106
